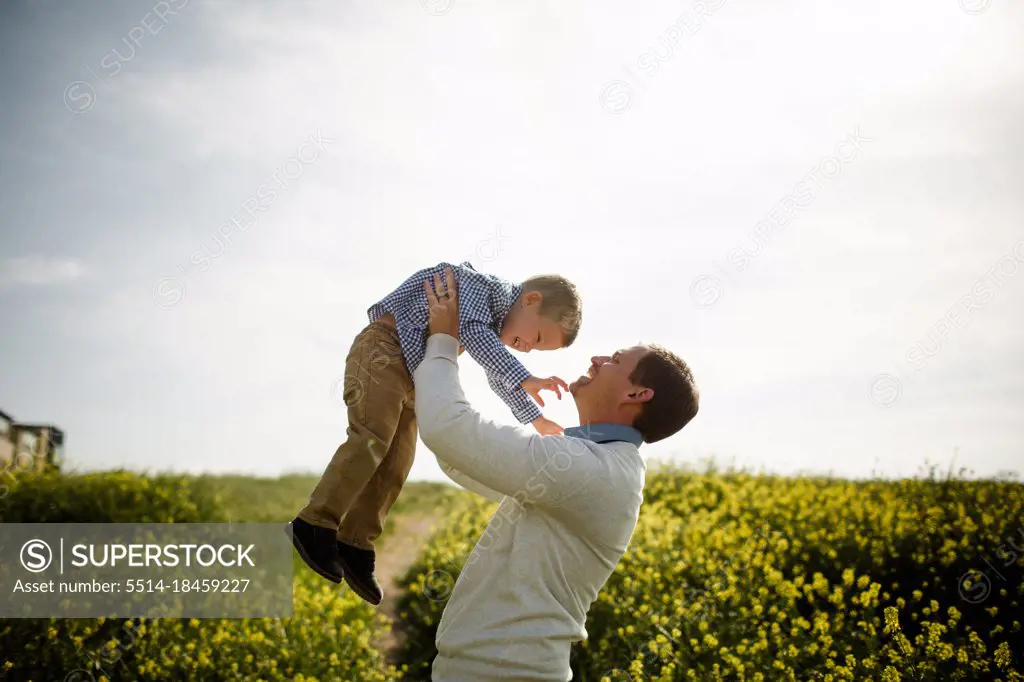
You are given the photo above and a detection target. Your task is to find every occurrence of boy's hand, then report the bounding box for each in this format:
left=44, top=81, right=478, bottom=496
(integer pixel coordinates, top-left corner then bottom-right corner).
left=424, top=267, right=460, bottom=340
left=522, top=375, right=570, bottom=407
left=531, top=415, right=564, bottom=436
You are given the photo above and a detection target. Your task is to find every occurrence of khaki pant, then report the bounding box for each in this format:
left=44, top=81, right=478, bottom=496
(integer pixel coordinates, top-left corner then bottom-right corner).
left=298, top=319, right=417, bottom=551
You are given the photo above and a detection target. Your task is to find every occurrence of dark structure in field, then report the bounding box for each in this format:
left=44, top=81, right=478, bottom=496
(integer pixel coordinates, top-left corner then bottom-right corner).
left=0, top=408, right=64, bottom=472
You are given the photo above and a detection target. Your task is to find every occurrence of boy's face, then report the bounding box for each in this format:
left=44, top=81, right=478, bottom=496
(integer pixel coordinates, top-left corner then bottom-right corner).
left=500, top=291, right=566, bottom=353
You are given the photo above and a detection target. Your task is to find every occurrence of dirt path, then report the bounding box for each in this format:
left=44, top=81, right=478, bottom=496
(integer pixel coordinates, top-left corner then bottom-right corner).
left=374, top=512, right=441, bottom=664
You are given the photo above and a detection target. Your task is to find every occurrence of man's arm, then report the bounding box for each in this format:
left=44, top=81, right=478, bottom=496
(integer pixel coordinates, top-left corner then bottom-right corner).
left=461, top=320, right=542, bottom=424
left=433, top=454, right=506, bottom=503
left=414, top=334, right=594, bottom=505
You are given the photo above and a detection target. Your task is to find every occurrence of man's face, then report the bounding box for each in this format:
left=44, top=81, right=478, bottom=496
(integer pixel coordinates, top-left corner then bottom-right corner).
left=569, top=346, right=649, bottom=408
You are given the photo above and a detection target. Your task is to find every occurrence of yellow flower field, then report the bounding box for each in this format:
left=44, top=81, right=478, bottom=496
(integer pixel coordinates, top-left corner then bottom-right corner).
left=396, top=466, right=1024, bottom=681
left=0, top=471, right=420, bottom=681
left=2, top=467, right=1021, bottom=681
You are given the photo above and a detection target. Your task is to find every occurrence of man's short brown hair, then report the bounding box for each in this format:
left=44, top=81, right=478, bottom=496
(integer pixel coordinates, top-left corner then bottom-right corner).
left=521, top=274, right=582, bottom=346
left=629, top=345, right=699, bottom=443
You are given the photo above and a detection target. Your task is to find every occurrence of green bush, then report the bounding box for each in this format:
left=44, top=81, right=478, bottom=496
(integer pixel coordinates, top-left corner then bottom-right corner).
left=0, top=469, right=226, bottom=524
left=0, top=470, right=399, bottom=681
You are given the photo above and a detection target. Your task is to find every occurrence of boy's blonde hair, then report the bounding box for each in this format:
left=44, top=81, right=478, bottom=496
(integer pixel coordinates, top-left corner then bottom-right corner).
left=521, top=274, right=582, bottom=346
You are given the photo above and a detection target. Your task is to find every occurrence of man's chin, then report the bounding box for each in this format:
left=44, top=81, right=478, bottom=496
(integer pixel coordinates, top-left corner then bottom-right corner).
left=568, top=376, right=590, bottom=395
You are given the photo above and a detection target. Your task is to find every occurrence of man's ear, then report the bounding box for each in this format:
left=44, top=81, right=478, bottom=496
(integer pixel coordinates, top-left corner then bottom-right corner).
left=624, top=386, right=653, bottom=404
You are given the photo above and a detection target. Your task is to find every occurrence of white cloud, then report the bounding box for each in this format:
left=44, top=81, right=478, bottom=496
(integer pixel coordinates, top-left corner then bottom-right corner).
left=0, top=256, right=87, bottom=288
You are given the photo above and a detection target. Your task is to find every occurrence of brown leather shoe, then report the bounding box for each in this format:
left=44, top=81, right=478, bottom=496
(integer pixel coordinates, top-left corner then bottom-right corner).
left=336, top=541, right=383, bottom=605
left=285, top=518, right=344, bottom=583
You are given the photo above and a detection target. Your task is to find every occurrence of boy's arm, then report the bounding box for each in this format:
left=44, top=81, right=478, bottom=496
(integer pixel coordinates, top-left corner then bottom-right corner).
left=461, top=320, right=542, bottom=424
left=415, top=333, right=598, bottom=506
left=485, top=366, right=543, bottom=425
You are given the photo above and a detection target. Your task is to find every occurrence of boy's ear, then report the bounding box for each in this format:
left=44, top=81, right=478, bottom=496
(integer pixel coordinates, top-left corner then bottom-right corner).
left=525, top=290, right=543, bottom=306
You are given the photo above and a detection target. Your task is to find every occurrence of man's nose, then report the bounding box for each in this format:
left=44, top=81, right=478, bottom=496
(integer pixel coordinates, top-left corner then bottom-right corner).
left=591, top=356, right=610, bottom=366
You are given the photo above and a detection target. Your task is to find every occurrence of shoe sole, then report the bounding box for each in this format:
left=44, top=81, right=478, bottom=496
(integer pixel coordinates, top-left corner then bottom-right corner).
left=336, top=552, right=383, bottom=606
left=284, top=522, right=343, bottom=584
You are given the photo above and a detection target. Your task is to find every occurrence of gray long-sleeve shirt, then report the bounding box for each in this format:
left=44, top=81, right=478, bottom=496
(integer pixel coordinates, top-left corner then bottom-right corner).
left=414, top=333, right=646, bottom=681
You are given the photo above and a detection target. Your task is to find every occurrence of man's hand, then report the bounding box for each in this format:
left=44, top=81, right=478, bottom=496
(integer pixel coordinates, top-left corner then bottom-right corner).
left=424, top=267, right=460, bottom=340
left=522, top=375, right=570, bottom=407
left=531, top=415, right=564, bottom=435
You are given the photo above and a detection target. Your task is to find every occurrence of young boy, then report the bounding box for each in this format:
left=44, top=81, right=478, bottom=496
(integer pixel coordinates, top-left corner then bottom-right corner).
left=287, top=261, right=582, bottom=605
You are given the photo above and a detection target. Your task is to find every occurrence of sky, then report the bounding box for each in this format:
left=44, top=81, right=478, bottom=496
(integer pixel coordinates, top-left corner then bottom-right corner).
left=0, top=0, right=1022, bottom=484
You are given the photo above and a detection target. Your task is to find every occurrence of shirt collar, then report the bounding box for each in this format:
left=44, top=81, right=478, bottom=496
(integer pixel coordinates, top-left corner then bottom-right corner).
left=564, top=423, right=643, bottom=447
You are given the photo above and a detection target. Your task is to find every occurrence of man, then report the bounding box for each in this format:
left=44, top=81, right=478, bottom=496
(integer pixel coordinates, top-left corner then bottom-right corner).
left=414, top=269, right=699, bottom=681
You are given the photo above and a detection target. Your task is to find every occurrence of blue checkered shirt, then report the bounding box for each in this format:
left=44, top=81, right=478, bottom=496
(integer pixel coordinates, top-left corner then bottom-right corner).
left=367, top=261, right=542, bottom=424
